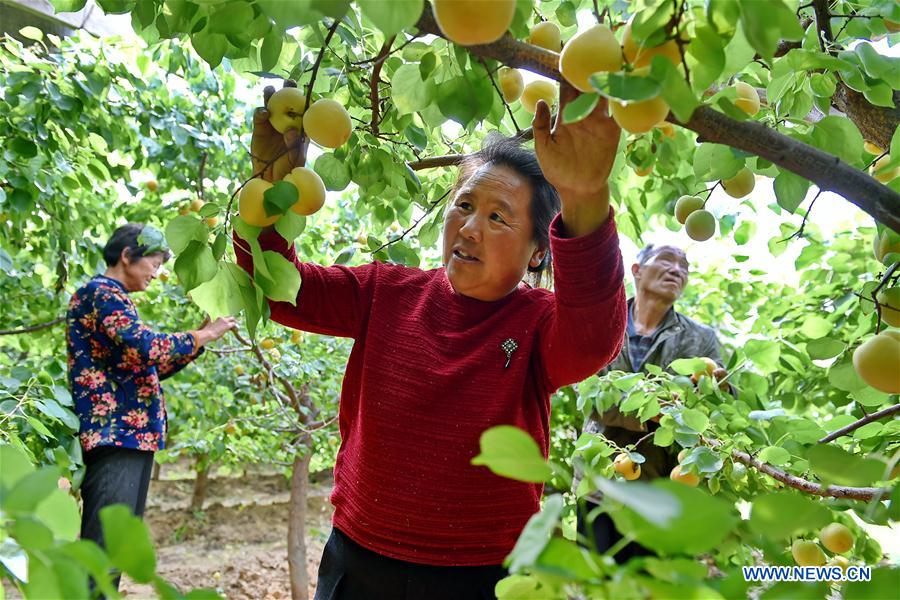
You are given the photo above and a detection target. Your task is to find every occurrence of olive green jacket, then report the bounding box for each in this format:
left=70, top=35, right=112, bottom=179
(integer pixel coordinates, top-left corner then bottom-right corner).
left=582, top=299, right=723, bottom=486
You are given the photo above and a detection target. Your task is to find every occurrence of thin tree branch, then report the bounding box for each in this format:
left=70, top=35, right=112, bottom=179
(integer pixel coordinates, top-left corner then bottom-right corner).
left=477, top=58, right=521, bottom=134
left=370, top=36, right=396, bottom=136
left=413, top=4, right=900, bottom=231
left=0, top=317, right=65, bottom=336
left=407, top=128, right=534, bottom=170
left=370, top=189, right=452, bottom=254
left=818, top=403, right=900, bottom=444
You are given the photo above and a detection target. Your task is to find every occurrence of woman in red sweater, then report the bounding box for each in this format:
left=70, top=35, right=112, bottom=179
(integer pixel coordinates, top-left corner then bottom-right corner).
left=236, top=81, right=627, bottom=599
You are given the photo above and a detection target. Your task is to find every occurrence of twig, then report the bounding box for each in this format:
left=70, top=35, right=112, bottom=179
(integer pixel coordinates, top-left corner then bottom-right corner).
left=197, top=152, right=207, bottom=200
left=370, top=36, right=396, bottom=136
left=811, top=0, right=834, bottom=54
left=0, top=317, right=65, bottom=336
left=818, top=403, right=900, bottom=444
left=303, top=19, right=341, bottom=114
left=783, top=188, right=823, bottom=242
left=206, top=346, right=251, bottom=355
left=370, top=189, right=452, bottom=255
left=706, top=438, right=888, bottom=502
left=872, top=262, right=900, bottom=333
left=477, top=58, right=521, bottom=134
left=633, top=430, right=655, bottom=449
left=350, top=34, right=421, bottom=66
left=408, top=128, right=534, bottom=170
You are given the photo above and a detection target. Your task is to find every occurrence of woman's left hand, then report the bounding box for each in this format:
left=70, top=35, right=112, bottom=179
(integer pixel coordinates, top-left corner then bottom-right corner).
left=532, top=81, right=622, bottom=236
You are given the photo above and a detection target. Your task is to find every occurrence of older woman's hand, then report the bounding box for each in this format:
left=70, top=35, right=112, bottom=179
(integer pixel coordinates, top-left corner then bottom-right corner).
left=532, top=82, right=622, bottom=237
left=250, top=81, right=305, bottom=182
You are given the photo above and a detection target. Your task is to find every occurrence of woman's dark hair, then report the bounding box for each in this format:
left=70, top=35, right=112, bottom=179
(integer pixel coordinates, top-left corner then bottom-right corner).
left=454, top=133, right=561, bottom=279
left=103, top=223, right=171, bottom=267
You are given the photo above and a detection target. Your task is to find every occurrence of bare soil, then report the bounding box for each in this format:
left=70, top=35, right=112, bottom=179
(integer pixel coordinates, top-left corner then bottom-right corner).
left=120, top=464, right=335, bottom=599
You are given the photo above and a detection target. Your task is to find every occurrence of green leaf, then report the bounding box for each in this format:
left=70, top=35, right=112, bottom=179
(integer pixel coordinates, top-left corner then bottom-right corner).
left=733, top=221, right=756, bottom=245
left=100, top=505, right=156, bottom=583
left=256, top=251, right=301, bottom=304
left=707, top=0, right=740, bottom=36
left=314, top=154, right=351, bottom=191
left=562, top=93, right=599, bottom=125
left=174, top=241, right=217, bottom=291
left=738, top=0, right=803, bottom=63
left=165, top=216, right=208, bottom=254
left=611, top=480, right=738, bottom=555
left=263, top=181, right=298, bottom=216
left=274, top=212, right=307, bottom=242
left=588, top=477, right=680, bottom=527
left=191, top=264, right=248, bottom=319
left=207, top=2, right=255, bottom=36
left=806, top=337, right=845, bottom=360
left=800, top=316, right=832, bottom=339
left=807, top=445, right=886, bottom=487
left=773, top=169, right=810, bottom=213
left=18, top=26, right=44, bottom=42
left=669, top=357, right=710, bottom=376
left=844, top=568, right=900, bottom=600
left=757, top=446, right=791, bottom=466
left=35, top=489, right=81, bottom=541
left=259, top=29, right=283, bottom=72
left=590, top=72, right=661, bottom=102
left=3, top=467, right=58, bottom=513
left=748, top=492, right=830, bottom=540
left=471, top=426, right=552, bottom=483
left=681, top=409, right=709, bottom=433
left=762, top=581, right=829, bottom=600
left=495, top=575, right=546, bottom=600
left=391, top=64, right=431, bottom=115
left=744, top=339, right=781, bottom=374
left=358, top=0, right=423, bottom=37
left=828, top=356, right=867, bottom=392
left=854, top=43, right=900, bottom=89
left=190, top=30, right=229, bottom=69
left=505, top=494, right=563, bottom=572
left=655, top=57, right=700, bottom=123
left=686, top=26, right=726, bottom=92
left=810, top=116, right=864, bottom=165
left=693, top=144, right=743, bottom=181
left=555, top=1, right=577, bottom=27
left=50, top=0, right=88, bottom=11
left=0, top=444, right=35, bottom=491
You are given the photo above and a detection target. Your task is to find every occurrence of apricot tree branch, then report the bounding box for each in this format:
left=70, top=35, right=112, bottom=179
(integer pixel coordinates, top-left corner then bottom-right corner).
left=414, top=4, right=900, bottom=231
left=370, top=189, right=452, bottom=254
left=407, top=128, right=534, bottom=170
left=370, top=36, right=396, bottom=136
left=477, top=58, right=522, bottom=134
left=0, top=317, right=65, bottom=336
left=818, top=403, right=900, bottom=444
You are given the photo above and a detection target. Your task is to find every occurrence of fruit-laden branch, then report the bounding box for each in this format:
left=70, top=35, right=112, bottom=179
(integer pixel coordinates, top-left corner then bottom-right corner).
left=414, top=6, right=900, bottom=232
left=705, top=438, right=888, bottom=502
left=818, top=403, right=900, bottom=444
left=0, top=317, right=65, bottom=336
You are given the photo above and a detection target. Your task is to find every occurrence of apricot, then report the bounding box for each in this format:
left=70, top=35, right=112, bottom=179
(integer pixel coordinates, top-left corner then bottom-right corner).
left=260, top=338, right=277, bottom=350
left=819, top=523, right=854, bottom=554
left=614, top=453, right=641, bottom=481
left=722, top=167, right=755, bottom=198
left=863, top=141, right=883, bottom=155
left=433, top=0, right=516, bottom=46
left=291, top=330, right=303, bottom=344
left=303, top=99, right=352, bottom=149
left=610, top=97, right=669, bottom=134
left=622, top=17, right=682, bottom=68
left=675, top=195, right=704, bottom=224
left=877, top=288, right=900, bottom=327
left=657, top=121, right=676, bottom=139
left=734, top=81, right=760, bottom=116
left=204, top=216, right=218, bottom=227
left=529, top=21, right=562, bottom=51
left=520, top=80, right=556, bottom=114
left=852, top=330, right=900, bottom=394
left=886, top=19, right=900, bottom=33
left=874, top=230, right=900, bottom=263
left=792, top=540, right=826, bottom=567
left=670, top=464, right=700, bottom=486
left=283, top=167, right=326, bottom=216
left=145, top=179, right=158, bottom=192
left=267, top=87, right=307, bottom=134
left=238, top=179, right=279, bottom=227
left=190, top=198, right=204, bottom=212
left=634, top=164, right=653, bottom=177
left=498, top=67, right=524, bottom=103
left=685, top=209, right=716, bottom=242
left=871, top=155, right=900, bottom=184
left=559, top=24, right=623, bottom=92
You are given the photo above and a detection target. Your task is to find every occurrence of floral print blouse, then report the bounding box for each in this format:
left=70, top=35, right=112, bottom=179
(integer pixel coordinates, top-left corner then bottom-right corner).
left=67, top=275, right=200, bottom=452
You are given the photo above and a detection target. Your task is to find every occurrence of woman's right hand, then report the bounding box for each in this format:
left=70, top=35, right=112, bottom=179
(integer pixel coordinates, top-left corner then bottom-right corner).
left=251, top=80, right=305, bottom=182
left=194, top=317, right=238, bottom=347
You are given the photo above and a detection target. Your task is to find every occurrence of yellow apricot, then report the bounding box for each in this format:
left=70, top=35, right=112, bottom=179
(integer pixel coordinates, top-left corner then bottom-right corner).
left=670, top=464, right=700, bottom=486
left=622, top=17, right=682, bottom=68
left=498, top=67, right=524, bottom=103
left=863, top=141, right=884, bottom=155
left=634, top=164, right=653, bottom=176
left=283, top=167, right=326, bottom=216
left=303, top=99, right=352, bottom=149
left=819, top=523, right=854, bottom=554
left=852, top=331, right=900, bottom=394
left=657, top=121, right=676, bottom=139
left=239, top=179, right=279, bottom=227
left=871, top=155, right=900, bottom=184
left=529, top=21, right=562, bottom=51
left=559, top=24, right=623, bottom=92
left=614, top=453, right=641, bottom=481
left=267, top=87, right=307, bottom=134
left=734, top=81, right=760, bottom=116
left=520, top=80, right=556, bottom=114
left=610, top=97, right=670, bottom=134
left=685, top=210, right=716, bottom=242
left=433, top=0, right=516, bottom=46
left=675, top=195, right=704, bottom=224
left=792, top=540, right=826, bottom=567
left=722, top=167, right=755, bottom=198
left=877, top=288, right=900, bottom=328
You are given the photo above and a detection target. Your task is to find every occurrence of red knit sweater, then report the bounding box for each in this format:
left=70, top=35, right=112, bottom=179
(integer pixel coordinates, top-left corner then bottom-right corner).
left=235, top=213, right=626, bottom=566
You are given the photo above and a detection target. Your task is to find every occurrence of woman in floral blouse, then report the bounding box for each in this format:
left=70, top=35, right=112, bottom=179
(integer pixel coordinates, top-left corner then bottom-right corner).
left=67, top=223, right=235, bottom=588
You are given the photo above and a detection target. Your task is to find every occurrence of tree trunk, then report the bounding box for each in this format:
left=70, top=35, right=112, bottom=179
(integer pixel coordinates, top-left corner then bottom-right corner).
left=288, top=448, right=312, bottom=600
left=190, top=456, right=210, bottom=512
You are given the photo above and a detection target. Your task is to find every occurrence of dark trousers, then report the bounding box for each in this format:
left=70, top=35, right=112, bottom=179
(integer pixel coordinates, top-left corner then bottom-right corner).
left=314, top=527, right=507, bottom=600
left=577, top=499, right=652, bottom=563
left=80, top=446, right=155, bottom=590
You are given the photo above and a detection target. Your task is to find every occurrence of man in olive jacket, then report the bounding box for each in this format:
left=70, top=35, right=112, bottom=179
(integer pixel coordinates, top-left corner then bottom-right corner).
left=578, top=243, right=727, bottom=560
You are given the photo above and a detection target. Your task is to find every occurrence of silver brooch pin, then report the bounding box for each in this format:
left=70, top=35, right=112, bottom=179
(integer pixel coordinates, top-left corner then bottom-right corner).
left=501, top=338, right=518, bottom=368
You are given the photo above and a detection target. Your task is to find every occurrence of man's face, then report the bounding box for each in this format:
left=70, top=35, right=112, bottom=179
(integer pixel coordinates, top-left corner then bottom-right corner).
left=632, top=246, right=689, bottom=302
left=442, top=163, right=544, bottom=302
